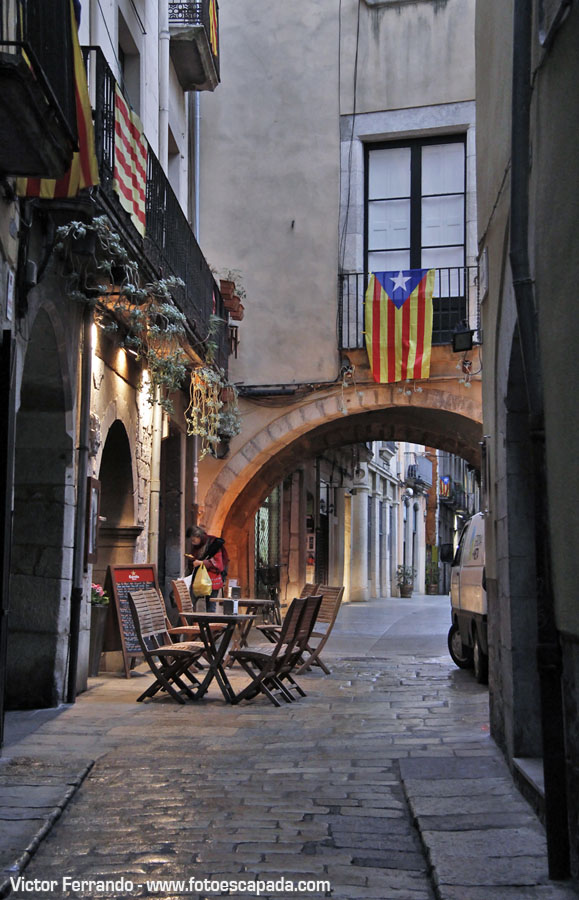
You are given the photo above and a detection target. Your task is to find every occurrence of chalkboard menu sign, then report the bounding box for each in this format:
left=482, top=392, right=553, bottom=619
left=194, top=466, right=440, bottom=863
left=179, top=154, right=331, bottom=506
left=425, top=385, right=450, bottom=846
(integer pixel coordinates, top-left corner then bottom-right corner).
left=104, top=564, right=159, bottom=678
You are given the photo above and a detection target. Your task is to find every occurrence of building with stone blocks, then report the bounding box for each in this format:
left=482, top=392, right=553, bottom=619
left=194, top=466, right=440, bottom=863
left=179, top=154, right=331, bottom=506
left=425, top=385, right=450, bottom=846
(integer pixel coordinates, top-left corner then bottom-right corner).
left=475, top=0, right=579, bottom=879
left=0, top=0, right=225, bottom=733
left=195, top=0, right=481, bottom=602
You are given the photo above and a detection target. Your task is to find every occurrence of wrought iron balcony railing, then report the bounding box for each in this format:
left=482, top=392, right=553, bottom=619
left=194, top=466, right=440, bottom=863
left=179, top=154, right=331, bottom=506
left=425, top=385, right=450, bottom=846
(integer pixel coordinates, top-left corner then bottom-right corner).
left=0, top=0, right=77, bottom=177
left=338, top=267, right=480, bottom=352
left=169, top=1, right=220, bottom=91
left=85, top=47, right=227, bottom=371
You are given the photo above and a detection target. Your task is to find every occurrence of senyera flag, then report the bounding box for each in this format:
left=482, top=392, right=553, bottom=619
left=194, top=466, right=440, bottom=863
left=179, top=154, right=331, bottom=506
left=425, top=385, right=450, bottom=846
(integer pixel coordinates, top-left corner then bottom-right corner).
left=365, top=269, right=435, bottom=384
left=113, top=86, right=147, bottom=237
left=16, top=0, right=99, bottom=198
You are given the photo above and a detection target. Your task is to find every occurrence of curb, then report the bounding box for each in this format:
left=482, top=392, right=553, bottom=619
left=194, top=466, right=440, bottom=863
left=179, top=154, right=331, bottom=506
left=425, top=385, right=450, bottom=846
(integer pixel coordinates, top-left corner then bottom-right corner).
left=0, top=761, right=94, bottom=899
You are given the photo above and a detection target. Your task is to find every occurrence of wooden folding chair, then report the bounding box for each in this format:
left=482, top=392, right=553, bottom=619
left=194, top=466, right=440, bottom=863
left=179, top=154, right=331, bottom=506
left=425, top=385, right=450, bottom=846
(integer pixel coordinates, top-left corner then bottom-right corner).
left=231, top=596, right=320, bottom=707
left=257, top=582, right=320, bottom=644
left=275, top=594, right=323, bottom=699
left=295, top=584, right=345, bottom=675
left=171, top=578, right=225, bottom=639
left=128, top=588, right=206, bottom=704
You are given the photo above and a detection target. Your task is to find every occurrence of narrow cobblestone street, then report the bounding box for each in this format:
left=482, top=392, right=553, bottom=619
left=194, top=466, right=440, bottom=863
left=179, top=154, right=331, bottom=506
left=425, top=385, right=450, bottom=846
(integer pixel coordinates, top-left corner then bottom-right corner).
left=2, top=597, right=577, bottom=900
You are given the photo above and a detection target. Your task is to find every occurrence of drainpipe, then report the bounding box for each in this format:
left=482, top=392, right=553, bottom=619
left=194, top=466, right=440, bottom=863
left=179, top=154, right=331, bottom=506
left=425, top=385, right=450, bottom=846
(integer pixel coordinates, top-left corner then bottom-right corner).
left=510, top=0, right=569, bottom=878
left=191, top=434, right=199, bottom=527
left=191, top=92, right=201, bottom=524
left=158, top=0, right=170, bottom=168
left=66, top=306, right=92, bottom=704
left=148, top=390, right=163, bottom=564
left=193, top=92, right=201, bottom=238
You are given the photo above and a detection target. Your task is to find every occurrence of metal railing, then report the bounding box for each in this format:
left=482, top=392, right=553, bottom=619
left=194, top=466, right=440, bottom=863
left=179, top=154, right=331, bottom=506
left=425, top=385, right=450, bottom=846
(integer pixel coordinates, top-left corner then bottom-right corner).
left=85, top=47, right=227, bottom=370
left=338, top=267, right=480, bottom=351
left=169, top=0, right=220, bottom=82
left=1, top=0, right=77, bottom=146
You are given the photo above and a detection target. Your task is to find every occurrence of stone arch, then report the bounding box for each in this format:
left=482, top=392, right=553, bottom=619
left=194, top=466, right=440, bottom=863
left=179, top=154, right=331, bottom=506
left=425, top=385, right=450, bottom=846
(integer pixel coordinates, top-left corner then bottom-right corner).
left=498, top=332, right=541, bottom=759
left=204, top=382, right=483, bottom=536
left=93, top=420, right=141, bottom=587
left=7, top=307, right=74, bottom=708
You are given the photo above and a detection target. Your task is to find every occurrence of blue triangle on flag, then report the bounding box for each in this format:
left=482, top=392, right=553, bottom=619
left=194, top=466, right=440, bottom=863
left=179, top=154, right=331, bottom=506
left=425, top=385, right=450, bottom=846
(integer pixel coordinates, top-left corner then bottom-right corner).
left=375, top=269, right=430, bottom=310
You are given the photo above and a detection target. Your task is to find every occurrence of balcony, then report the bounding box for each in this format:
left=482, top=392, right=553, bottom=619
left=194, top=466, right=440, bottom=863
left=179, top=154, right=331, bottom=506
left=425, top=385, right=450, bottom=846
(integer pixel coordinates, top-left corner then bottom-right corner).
left=406, top=456, right=433, bottom=489
left=338, top=267, right=480, bottom=351
left=169, top=1, right=220, bottom=92
left=85, top=48, right=227, bottom=371
left=439, top=481, right=471, bottom=516
left=0, top=0, right=77, bottom=177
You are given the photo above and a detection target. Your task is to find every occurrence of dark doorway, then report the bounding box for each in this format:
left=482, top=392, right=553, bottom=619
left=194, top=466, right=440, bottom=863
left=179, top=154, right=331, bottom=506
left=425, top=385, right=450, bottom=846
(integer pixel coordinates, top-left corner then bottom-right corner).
left=94, top=420, right=140, bottom=589
left=7, top=309, right=73, bottom=708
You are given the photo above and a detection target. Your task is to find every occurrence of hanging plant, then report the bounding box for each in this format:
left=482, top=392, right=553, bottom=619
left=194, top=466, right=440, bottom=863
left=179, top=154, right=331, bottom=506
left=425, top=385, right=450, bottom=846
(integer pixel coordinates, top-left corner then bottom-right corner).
left=185, top=366, right=241, bottom=458
left=217, top=381, right=241, bottom=440
left=53, top=216, right=188, bottom=413
left=185, top=365, right=223, bottom=458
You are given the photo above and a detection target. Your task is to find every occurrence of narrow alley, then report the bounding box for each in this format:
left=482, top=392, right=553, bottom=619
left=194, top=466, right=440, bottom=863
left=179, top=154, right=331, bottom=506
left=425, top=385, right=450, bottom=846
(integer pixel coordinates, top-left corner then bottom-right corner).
left=1, top=596, right=575, bottom=900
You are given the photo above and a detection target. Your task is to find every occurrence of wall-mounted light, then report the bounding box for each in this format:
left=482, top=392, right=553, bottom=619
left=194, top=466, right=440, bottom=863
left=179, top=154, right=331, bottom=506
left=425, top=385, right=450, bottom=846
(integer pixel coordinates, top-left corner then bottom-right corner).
left=452, top=321, right=474, bottom=353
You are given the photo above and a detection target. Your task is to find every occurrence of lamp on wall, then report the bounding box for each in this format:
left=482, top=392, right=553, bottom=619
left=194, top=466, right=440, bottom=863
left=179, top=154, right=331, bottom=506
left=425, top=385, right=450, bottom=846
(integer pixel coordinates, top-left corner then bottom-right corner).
left=452, top=320, right=475, bottom=353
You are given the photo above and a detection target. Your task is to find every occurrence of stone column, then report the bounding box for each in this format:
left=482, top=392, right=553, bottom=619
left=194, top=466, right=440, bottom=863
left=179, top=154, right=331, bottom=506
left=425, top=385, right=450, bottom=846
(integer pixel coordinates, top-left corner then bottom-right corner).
left=350, top=485, right=369, bottom=602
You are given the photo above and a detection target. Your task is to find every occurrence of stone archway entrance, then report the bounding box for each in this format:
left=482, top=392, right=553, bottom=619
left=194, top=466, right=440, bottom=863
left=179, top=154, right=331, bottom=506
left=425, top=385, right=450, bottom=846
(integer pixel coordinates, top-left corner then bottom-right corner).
left=491, top=333, right=542, bottom=760
left=7, top=309, right=73, bottom=708
left=201, top=382, right=482, bottom=598
left=94, top=420, right=140, bottom=588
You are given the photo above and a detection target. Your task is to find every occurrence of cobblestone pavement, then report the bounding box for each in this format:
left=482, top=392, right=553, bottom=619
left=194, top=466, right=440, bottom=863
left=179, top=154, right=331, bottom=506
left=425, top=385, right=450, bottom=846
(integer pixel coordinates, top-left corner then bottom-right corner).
left=2, top=595, right=578, bottom=900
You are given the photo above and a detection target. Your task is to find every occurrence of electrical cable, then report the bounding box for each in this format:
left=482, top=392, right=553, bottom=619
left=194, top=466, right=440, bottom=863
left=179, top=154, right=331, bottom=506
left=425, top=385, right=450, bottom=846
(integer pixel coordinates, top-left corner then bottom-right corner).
left=339, top=0, right=361, bottom=275
left=96, top=0, right=125, bottom=93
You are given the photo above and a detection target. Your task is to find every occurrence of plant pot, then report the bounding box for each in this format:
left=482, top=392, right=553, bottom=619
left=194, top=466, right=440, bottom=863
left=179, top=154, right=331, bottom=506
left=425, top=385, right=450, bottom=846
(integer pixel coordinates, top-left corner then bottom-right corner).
left=399, top=584, right=413, bottom=598
left=223, top=295, right=241, bottom=313
left=229, top=303, right=244, bottom=321
left=88, top=605, right=109, bottom=677
left=219, top=279, right=236, bottom=301
left=426, top=584, right=438, bottom=595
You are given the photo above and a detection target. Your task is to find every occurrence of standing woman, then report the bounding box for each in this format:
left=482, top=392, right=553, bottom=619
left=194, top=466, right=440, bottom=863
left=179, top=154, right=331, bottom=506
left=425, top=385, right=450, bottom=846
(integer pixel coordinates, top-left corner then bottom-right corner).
left=186, top=525, right=229, bottom=611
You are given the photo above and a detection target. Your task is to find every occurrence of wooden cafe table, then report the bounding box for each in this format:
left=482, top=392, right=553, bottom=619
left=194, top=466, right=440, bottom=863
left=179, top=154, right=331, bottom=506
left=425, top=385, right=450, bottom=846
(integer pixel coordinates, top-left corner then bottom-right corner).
left=234, top=598, right=276, bottom=649
left=181, top=612, right=254, bottom=703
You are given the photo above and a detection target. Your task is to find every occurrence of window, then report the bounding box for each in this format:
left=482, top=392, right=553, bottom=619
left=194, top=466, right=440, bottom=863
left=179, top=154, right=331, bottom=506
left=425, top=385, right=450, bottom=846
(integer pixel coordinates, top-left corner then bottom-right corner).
left=366, top=137, right=467, bottom=342
left=118, top=11, right=141, bottom=115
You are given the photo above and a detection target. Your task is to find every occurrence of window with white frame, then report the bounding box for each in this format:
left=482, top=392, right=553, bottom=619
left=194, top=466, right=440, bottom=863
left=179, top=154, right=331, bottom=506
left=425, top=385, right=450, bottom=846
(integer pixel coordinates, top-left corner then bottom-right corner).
left=366, top=137, right=467, bottom=343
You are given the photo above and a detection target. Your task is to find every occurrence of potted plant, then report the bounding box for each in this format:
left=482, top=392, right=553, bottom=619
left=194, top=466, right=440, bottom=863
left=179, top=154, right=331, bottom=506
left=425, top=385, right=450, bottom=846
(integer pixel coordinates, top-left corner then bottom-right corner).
left=425, top=561, right=440, bottom=595
left=396, top=565, right=416, bottom=598
left=89, top=583, right=110, bottom=677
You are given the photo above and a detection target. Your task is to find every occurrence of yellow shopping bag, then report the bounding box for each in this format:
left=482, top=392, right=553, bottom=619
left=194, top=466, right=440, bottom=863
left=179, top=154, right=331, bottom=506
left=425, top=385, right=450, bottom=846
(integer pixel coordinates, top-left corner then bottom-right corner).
left=192, top=563, right=213, bottom=597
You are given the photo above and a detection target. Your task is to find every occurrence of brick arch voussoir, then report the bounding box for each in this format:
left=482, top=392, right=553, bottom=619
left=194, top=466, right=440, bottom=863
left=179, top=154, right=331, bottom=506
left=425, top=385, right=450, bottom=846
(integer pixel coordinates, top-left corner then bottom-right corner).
left=204, top=382, right=482, bottom=534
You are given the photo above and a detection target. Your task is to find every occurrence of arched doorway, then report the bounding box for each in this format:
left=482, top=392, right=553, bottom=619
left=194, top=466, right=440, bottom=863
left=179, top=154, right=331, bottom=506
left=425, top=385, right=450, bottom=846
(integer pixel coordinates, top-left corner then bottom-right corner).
left=93, top=420, right=140, bottom=589
left=206, top=396, right=482, bottom=600
left=7, top=309, right=73, bottom=708
left=493, top=333, right=542, bottom=759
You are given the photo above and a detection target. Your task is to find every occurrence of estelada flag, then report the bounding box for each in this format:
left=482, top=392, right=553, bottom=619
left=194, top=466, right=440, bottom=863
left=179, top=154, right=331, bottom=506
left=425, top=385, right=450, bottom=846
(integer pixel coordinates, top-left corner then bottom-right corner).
left=113, top=86, right=147, bottom=237
left=439, top=475, right=451, bottom=498
left=16, top=0, right=99, bottom=198
left=365, top=269, right=435, bottom=384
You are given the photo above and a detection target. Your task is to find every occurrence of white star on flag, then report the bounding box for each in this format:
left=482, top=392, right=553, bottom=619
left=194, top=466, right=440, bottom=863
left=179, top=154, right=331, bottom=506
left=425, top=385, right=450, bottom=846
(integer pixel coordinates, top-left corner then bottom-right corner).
left=390, top=271, right=411, bottom=292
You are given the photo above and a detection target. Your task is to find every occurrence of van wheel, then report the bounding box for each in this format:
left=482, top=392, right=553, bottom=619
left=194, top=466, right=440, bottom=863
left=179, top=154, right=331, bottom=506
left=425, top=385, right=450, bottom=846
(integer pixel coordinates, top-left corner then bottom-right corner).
left=473, top=631, right=488, bottom=685
left=448, top=624, right=474, bottom=669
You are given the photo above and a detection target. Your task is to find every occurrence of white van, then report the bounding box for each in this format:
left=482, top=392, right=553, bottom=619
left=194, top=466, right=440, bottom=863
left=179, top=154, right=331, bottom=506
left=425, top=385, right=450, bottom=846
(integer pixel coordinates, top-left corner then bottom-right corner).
left=447, top=512, right=488, bottom=683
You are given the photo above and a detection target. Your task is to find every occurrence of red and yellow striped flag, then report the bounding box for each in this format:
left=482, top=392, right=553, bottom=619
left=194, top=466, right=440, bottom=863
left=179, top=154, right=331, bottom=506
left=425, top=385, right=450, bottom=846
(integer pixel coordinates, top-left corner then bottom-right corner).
left=113, top=86, right=147, bottom=237
left=364, top=269, right=435, bottom=384
left=16, top=0, right=99, bottom=198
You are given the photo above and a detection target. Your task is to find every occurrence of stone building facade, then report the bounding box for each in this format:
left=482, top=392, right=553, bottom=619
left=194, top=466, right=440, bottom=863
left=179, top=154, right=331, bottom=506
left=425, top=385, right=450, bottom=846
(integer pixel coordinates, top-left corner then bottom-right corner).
left=476, top=0, right=579, bottom=879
